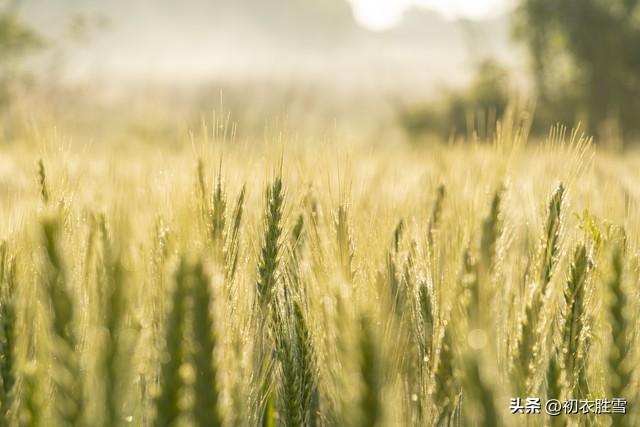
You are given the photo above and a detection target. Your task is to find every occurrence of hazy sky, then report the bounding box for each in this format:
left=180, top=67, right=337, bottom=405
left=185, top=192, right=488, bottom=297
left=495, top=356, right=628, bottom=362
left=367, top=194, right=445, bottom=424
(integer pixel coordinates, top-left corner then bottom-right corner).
left=349, top=0, right=512, bottom=29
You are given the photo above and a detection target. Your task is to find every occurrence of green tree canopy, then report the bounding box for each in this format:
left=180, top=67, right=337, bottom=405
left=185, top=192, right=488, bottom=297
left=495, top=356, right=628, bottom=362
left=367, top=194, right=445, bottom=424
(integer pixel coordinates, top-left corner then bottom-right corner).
left=0, top=1, right=43, bottom=107
left=516, top=0, right=640, bottom=142
left=0, top=1, right=42, bottom=65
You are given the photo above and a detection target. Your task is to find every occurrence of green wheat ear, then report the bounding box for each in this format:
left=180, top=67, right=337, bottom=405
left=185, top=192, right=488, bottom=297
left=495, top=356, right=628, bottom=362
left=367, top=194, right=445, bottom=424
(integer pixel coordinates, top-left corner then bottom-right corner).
left=0, top=245, right=16, bottom=425
left=153, top=260, right=189, bottom=427
left=545, top=353, right=567, bottom=427
left=334, top=203, right=355, bottom=283
left=417, top=279, right=435, bottom=369
left=292, top=300, right=320, bottom=426
left=37, top=159, right=49, bottom=204
left=513, top=301, right=536, bottom=395
left=276, top=251, right=319, bottom=427
left=606, top=238, right=634, bottom=418
left=480, top=185, right=504, bottom=270
left=560, top=244, right=592, bottom=396
left=512, top=183, right=565, bottom=395
left=196, top=158, right=207, bottom=217
left=262, top=390, right=276, bottom=427
left=225, top=184, right=246, bottom=283
left=356, top=317, right=381, bottom=427
left=458, top=248, right=480, bottom=327
left=545, top=353, right=565, bottom=400
left=210, top=165, right=227, bottom=262
left=188, top=262, right=223, bottom=427
left=392, top=218, right=405, bottom=255
left=432, top=320, right=458, bottom=425
left=427, top=184, right=445, bottom=248
left=97, top=217, right=127, bottom=427
left=386, top=219, right=406, bottom=313
left=256, top=175, right=285, bottom=310
left=254, top=175, right=285, bottom=426
left=290, top=213, right=305, bottom=255
left=462, top=354, right=502, bottom=427
left=540, top=183, right=565, bottom=288
left=20, top=361, right=41, bottom=427
left=40, top=218, right=84, bottom=426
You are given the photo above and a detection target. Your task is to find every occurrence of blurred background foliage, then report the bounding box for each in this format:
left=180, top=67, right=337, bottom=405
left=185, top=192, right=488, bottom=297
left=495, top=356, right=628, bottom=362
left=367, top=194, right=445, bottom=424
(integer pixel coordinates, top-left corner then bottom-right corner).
left=401, top=59, right=510, bottom=141
left=1, top=0, right=640, bottom=146
left=0, top=1, right=42, bottom=108
left=403, top=0, right=640, bottom=144
left=515, top=0, right=640, bottom=143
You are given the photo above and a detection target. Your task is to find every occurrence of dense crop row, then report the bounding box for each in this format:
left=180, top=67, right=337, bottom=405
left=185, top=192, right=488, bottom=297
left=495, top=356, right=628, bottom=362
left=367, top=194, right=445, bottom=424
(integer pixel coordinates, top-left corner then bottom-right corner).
left=0, top=126, right=638, bottom=426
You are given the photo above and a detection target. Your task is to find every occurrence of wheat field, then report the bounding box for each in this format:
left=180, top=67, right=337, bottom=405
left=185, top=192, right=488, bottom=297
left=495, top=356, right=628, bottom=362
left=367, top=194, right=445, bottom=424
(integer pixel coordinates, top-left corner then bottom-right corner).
left=0, top=119, right=638, bottom=427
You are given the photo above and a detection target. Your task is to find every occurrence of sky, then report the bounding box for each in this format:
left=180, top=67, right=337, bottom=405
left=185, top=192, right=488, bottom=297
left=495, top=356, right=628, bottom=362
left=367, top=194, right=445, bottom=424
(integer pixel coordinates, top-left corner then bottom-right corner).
left=349, top=0, right=512, bottom=30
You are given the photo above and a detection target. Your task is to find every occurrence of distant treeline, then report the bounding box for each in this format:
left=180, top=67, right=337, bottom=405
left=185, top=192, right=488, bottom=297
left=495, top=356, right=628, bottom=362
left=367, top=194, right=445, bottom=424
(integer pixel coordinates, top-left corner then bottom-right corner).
left=402, top=0, right=640, bottom=146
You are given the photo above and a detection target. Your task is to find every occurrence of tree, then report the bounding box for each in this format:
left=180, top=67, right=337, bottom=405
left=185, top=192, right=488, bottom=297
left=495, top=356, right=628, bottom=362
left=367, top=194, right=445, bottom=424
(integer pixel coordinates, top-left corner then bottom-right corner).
left=401, top=59, right=510, bottom=141
left=516, top=0, right=640, bottom=141
left=0, top=0, right=42, bottom=107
